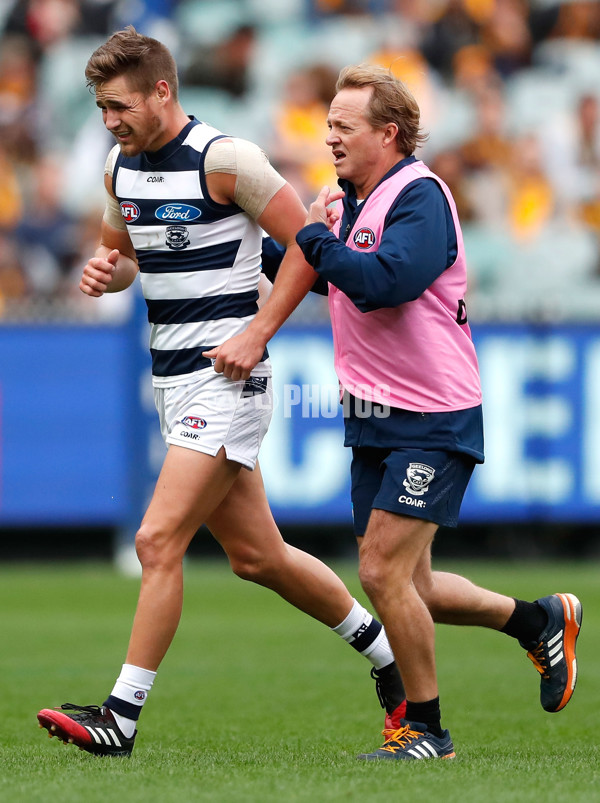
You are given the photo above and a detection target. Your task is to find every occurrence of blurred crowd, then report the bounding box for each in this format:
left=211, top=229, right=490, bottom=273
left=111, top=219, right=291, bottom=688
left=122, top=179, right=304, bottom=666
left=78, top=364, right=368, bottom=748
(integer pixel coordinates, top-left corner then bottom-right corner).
left=1, top=0, right=600, bottom=322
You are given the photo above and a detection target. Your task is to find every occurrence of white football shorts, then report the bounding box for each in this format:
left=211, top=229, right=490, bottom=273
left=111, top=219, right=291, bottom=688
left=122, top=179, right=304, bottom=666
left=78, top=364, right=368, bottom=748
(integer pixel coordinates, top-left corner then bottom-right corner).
left=154, top=371, right=272, bottom=470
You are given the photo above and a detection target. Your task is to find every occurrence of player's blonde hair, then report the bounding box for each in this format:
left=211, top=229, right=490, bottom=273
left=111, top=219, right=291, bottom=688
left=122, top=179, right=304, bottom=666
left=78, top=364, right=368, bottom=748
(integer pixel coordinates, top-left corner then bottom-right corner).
left=336, top=64, right=428, bottom=155
left=85, top=25, right=179, bottom=101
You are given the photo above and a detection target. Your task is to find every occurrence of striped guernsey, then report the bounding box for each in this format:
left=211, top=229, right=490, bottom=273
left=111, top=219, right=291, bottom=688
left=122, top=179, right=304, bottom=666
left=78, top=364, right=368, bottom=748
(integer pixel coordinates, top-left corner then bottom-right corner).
left=110, top=117, right=270, bottom=387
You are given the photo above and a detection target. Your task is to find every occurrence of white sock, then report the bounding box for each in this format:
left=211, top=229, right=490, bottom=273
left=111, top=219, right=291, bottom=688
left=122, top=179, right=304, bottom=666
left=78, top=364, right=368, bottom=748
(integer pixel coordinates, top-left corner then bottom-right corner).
left=112, top=711, right=137, bottom=739
left=106, top=663, right=156, bottom=738
left=332, top=599, right=394, bottom=669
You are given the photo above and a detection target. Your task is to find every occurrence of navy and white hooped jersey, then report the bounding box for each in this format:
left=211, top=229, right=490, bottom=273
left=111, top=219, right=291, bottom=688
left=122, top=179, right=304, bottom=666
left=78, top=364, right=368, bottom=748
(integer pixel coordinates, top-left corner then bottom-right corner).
left=112, top=117, right=270, bottom=387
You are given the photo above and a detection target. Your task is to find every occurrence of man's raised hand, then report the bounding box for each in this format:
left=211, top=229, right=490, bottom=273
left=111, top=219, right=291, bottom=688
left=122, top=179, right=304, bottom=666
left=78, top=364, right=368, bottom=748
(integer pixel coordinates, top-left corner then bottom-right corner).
left=80, top=248, right=119, bottom=297
left=305, top=186, right=345, bottom=229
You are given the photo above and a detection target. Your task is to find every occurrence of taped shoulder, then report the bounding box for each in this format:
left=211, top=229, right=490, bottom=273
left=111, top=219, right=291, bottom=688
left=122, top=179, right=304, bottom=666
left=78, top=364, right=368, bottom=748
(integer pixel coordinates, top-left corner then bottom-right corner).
left=206, top=137, right=286, bottom=220
left=103, top=146, right=126, bottom=230
left=103, top=144, right=120, bottom=177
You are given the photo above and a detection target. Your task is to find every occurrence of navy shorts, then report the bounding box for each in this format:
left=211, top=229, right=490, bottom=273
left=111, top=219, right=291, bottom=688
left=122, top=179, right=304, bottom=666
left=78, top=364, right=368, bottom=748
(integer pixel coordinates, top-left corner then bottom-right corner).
left=350, top=447, right=476, bottom=536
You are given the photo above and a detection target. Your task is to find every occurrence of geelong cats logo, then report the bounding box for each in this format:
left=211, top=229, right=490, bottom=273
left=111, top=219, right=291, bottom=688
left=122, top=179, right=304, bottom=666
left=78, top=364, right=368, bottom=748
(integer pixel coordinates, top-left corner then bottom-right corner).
left=403, top=463, right=435, bottom=496
left=165, top=225, right=190, bottom=250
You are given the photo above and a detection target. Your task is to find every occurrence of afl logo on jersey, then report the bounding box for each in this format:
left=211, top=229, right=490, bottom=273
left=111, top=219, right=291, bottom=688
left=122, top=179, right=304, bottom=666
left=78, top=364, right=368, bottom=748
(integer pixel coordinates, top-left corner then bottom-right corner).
left=120, top=201, right=140, bottom=222
left=182, top=416, right=207, bottom=429
left=353, top=228, right=376, bottom=249
left=155, top=203, right=201, bottom=222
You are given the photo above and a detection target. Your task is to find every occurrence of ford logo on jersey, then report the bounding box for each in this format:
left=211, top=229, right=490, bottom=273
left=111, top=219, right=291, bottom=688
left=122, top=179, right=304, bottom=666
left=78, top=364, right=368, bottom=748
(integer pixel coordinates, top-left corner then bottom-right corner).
left=155, top=204, right=201, bottom=221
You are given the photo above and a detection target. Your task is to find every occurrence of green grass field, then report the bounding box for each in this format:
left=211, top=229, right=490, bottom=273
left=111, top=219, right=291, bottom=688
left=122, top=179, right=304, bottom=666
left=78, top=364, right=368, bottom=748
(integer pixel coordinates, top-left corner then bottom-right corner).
left=0, top=558, right=598, bottom=802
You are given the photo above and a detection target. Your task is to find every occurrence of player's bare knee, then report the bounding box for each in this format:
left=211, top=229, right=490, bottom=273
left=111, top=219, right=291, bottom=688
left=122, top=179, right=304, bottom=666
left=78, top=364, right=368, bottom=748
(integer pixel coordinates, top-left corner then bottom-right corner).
left=358, top=554, right=387, bottom=602
left=134, top=524, right=179, bottom=570
left=134, top=527, right=161, bottom=569
left=413, top=574, right=436, bottom=611
left=228, top=547, right=271, bottom=584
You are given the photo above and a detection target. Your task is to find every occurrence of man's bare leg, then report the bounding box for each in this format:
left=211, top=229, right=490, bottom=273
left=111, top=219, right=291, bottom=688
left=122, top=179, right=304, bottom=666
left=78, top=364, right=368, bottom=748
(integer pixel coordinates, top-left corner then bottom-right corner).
left=206, top=463, right=406, bottom=722
left=125, top=445, right=241, bottom=669
left=358, top=510, right=438, bottom=703
left=207, top=463, right=354, bottom=627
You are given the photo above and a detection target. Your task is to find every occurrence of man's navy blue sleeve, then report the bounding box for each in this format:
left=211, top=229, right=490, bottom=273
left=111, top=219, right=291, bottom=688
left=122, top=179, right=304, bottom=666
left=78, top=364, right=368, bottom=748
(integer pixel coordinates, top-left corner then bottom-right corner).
left=296, top=179, right=457, bottom=312
left=260, top=236, right=285, bottom=284
left=261, top=236, right=329, bottom=295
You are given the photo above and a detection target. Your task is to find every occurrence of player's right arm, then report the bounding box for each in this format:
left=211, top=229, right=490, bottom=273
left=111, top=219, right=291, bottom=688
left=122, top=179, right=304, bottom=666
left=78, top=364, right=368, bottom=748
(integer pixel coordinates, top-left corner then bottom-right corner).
left=80, top=171, right=139, bottom=298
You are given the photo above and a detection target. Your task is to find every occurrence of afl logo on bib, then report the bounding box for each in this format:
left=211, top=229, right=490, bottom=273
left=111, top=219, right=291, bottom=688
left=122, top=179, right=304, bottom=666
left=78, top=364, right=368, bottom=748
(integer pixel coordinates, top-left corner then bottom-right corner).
left=120, top=201, right=140, bottom=222
left=353, top=228, right=376, bottom=249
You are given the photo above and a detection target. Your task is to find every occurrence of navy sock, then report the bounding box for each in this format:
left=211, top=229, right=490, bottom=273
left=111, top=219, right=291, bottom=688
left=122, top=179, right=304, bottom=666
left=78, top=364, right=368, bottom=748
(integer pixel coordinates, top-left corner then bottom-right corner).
left=404, top=697, right=443, bottom=737
left=372, top=662, right=406, bottom=713
left=500, top=598, right=548, bottom=644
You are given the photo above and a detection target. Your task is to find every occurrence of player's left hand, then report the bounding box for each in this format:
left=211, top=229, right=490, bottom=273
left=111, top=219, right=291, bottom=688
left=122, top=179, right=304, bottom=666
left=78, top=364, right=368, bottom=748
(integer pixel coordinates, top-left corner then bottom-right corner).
left=203, top=331, right=266, bottom=381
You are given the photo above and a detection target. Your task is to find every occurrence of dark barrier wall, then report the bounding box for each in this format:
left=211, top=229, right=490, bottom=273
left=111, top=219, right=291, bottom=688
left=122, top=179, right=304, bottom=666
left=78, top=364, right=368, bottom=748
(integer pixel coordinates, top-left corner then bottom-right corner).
left=1, top=312, right=599, bottom=528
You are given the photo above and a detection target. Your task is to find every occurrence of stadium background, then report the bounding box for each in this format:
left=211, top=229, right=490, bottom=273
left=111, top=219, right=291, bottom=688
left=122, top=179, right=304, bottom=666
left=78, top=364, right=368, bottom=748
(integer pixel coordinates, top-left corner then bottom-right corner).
left=1, top=0, right=600, bottom=565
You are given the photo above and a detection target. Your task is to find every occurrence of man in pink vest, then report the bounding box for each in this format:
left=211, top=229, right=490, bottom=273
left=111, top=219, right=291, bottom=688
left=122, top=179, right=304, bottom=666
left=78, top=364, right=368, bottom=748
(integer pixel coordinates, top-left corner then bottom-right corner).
left=208, top=65, right=582, bottom=760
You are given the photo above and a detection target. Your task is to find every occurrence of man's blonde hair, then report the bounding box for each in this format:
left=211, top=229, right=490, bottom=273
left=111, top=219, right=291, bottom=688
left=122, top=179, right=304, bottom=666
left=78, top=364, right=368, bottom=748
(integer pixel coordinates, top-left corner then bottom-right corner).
left=336, top=64, right=428, bottom=155
left=85, top=25, right=179, bottom=101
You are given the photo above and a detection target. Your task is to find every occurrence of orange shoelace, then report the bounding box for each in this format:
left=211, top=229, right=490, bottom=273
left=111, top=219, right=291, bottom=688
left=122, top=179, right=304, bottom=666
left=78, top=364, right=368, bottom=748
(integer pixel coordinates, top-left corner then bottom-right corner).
left=379, top=724, right=425, bottom=753
left=527, top=643, right=550, bottom=679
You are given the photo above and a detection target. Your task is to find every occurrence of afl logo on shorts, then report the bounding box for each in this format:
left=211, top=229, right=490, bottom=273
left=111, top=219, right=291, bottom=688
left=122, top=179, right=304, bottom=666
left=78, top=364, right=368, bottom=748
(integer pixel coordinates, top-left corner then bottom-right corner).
left=182, top=416, right=207, bottom=429
left=353, top=228, right=376, bottom=249
left=120, top=201, right=140, bottom=222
